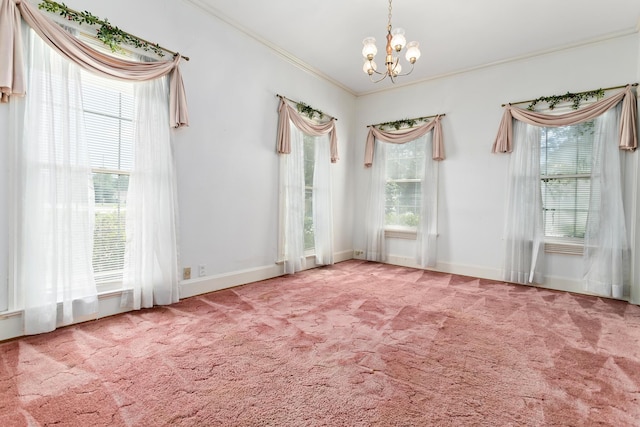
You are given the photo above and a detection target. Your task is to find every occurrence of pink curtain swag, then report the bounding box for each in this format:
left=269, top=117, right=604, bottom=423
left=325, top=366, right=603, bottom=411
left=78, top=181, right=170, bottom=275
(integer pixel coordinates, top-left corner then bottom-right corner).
left=364, top=115, right=445, bottom=167
left=277, top=97, right=339, bottom=162
left=492, top=85, right=637, bottom=153
left=0, top=0, right=188, bottom=128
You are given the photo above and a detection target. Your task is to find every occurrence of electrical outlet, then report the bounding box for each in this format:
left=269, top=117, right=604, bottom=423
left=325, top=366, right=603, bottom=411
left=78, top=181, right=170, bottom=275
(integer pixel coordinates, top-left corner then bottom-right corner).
left=354, top=250, right=364, bottom=256
left=183, top=267, right=191, bottom=280
left=198, top=264, right=206, bottom=277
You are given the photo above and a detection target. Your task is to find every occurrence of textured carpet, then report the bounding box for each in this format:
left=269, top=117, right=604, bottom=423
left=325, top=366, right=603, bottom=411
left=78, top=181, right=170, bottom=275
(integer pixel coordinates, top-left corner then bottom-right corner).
left=2, top=260, right=640, bottom=426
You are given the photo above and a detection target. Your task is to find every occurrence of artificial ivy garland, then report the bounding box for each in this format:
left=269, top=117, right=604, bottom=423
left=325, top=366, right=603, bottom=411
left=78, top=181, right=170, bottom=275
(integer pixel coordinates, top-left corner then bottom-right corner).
left=38, top=0, right=165, bottom=57
left=296, top=102, right=325, bottom=121
left=377, top=117, right=430, bottom=130
left=526, top=88, right=605, bottom=111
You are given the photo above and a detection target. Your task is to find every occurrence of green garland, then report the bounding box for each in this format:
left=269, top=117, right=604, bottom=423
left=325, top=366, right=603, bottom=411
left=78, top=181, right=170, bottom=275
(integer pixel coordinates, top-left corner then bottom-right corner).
left=38, top=0, right=165, bottom=57
left=296, top=102, right=325, bottom=121
left=527, top=89, right=605, bottom=111
left=378, top=117, right=430, bottom=131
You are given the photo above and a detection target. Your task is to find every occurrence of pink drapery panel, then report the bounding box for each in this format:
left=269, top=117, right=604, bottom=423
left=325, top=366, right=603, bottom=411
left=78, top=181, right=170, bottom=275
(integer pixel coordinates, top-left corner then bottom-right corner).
left=0, top=0, right=24, bottom=102
left=364, top=115, right=444, bottom=167
left=492, top=85, right=637, bottom=153
left=0, top=0, right=188, bottom=128
left=276, top=97, right=339, bottom=163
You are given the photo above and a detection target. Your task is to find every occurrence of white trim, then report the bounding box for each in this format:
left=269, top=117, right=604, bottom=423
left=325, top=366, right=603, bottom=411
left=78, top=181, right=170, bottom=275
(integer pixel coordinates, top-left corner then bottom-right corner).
left=381, top=254, right=590, bottom=298
left=385, top=228, right=417, bottom=240
left=544, top=238, right=584, bottom=256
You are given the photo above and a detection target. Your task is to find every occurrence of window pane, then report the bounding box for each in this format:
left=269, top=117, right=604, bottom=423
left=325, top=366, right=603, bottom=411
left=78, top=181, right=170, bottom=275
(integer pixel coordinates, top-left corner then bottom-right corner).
left=384, top=139, right=424, bottom=228
left=81, top=70, right=134, bottom=284
left=303, top=135, right=315, bottom=250
left=386, top=181, right=421, bottom=227
left=304, top=188, right=314, bottom=251
left=85, top=113, right=134, bottom=170
left=540, top=121, right=594, bottom=239
left=93, top=173, right=128, bottom=283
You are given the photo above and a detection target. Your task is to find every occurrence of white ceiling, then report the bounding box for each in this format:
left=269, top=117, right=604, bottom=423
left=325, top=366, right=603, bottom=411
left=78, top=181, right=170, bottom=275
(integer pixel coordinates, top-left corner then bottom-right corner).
left=186, top=0, right=640, bottom=96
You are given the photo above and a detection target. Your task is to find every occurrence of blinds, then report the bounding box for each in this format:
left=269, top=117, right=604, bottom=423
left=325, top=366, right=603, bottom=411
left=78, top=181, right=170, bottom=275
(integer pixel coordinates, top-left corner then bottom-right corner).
left=81, top=70, right=135, bottom=283
left=540, top=121, right=594, bottom=238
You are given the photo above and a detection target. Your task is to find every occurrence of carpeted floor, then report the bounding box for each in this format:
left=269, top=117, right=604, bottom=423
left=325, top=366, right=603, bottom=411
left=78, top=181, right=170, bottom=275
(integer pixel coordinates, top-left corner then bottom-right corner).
left=2, top=260, right=640, bottom=426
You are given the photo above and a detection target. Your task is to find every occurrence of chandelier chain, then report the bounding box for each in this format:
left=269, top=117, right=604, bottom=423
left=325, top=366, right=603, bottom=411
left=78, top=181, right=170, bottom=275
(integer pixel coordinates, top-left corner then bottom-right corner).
left=387, top=0, right=393, bottom=31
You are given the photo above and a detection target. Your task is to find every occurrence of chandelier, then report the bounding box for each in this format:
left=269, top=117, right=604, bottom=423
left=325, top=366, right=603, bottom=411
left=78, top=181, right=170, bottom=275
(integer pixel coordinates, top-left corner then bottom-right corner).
left=361, top=0, right=421, bottom=83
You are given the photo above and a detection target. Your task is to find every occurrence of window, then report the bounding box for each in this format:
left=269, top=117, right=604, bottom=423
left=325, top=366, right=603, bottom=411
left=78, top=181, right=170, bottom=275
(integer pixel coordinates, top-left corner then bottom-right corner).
left=303, top=135, right=315, bottom=251
left=539, top=121, right=594, bottom=244
left=82, top=71, right=134, bottom=285
left=384, top=138, right=426, bottom=229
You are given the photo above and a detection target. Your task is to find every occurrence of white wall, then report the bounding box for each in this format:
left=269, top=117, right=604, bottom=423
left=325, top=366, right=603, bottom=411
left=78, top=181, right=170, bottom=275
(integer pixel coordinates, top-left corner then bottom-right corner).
left=352, top=34, right=640, bottom=292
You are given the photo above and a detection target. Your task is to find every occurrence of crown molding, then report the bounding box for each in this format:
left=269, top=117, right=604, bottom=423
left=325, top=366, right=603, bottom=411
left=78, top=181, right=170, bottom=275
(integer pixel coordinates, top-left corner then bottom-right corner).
left=182, top=0, right=356, bottom=97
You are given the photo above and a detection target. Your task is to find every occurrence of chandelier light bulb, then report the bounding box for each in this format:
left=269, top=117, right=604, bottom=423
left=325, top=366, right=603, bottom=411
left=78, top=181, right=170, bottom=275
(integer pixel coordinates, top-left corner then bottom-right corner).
left=391, top=61, right=402, bottom=77
left=405, top=41, right=421, bottom=63
left=363, top=60, right=378, bottom=75
left=362, top=37, right=377, bottom=60
left=390, top=28, right=407, bottom=52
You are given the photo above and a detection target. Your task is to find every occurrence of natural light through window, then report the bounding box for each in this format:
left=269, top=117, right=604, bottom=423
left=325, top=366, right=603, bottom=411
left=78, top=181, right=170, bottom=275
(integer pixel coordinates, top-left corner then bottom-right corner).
left=385, top=139, right=425, bottom=229
left=303, top=134, right=315, bottom=251
left=82, top=71, right=134, bottom=284
left=539, top=121, right=594, bottom=240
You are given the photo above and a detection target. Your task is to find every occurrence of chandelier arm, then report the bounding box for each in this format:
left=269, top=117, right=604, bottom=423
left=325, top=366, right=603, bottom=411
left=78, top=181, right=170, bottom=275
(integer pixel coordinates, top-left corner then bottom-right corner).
left=395, top=62, right=415, bottom=77
left=370, top=72, right=390, bottom=84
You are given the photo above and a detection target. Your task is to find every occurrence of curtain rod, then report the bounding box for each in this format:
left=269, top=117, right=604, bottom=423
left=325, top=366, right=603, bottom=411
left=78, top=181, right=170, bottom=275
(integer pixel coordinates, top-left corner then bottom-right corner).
left=276, top=94, right=338, bottom=121
left=501, top=83, right=638, bottom=107
left=368, top=113, right=446, bottom=128
left=39, top=0, right=189, bottom=61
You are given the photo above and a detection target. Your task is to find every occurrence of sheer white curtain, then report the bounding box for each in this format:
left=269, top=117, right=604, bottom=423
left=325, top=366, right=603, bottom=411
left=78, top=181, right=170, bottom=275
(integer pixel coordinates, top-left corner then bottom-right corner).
left=503, top=121, right=545, bottom=284
left=313, top=134, right=334, bottom=265
left=417, top=133, right=438, bottom=268
left=366, top=134, right=438, bottom=266
left=280, top=123, right=334, bottom=274
left=583, top=104, right=629, bottom=299
left=281, top=122, right=307, bottom=274
left=365, top=139, right=388, bottom=262
left=15, top=29, right=97, bottom=334
left=122, top=75, right=180, bottom=309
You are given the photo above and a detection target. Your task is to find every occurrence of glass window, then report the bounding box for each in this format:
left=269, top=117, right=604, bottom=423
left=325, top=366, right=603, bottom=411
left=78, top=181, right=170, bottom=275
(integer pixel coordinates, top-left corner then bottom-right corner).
left=540, top=121, right=594, bottom=239
left=304, top=134, right=315, bottom=251
left=385, top=139, right=425, bottom=228
left=82, top=71, right=134, bottom=284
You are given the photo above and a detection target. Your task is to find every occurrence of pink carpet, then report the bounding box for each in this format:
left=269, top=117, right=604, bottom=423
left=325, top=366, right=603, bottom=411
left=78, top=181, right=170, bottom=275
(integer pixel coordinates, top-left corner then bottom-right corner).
left=2, top=260, right=640, bottom=426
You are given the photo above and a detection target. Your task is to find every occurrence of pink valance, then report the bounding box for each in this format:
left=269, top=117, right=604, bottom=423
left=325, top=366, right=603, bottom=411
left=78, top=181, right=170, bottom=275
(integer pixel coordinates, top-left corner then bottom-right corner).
left=0, top=0, right=188, bottom=128
left=364, top=115, right=444, bottom=167
left=276, top=97, right=339, bottom=163
left=493, top=85, right=637, bottom=153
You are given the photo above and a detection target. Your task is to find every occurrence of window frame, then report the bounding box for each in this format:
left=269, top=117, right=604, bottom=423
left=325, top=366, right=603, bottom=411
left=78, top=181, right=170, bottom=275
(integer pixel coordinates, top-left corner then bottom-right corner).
left=382, top=137, right=426, bottom=239
left=538, top=106, right=596, bottom=256
left=81, top=68, right=135, bottom=289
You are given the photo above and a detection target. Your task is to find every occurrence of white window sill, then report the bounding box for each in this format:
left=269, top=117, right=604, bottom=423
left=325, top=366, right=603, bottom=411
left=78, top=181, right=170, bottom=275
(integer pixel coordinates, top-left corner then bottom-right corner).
left=384, top=227, right=417, bottom=240
left=544, top=238, right=583, bottom=256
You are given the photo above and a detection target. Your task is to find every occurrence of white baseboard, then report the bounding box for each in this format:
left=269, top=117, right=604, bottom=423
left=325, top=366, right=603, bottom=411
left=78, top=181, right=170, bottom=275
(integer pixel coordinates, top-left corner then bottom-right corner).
left=379, top=254, right=586, bottom=295
left=181, top=249, right=353, bottom=299
left=0, top=250, right=355, bottom=342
